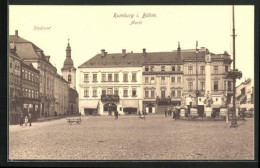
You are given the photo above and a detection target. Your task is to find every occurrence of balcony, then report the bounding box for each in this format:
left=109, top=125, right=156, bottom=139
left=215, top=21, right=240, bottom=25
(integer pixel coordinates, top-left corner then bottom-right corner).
left=101, top=94, right=120, bottom=103
left=156, top=96, right=171, bottom=105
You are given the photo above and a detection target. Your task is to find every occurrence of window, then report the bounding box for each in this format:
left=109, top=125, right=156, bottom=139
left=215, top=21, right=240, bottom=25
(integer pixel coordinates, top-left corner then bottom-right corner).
left=177, top=76, right=181, bottom=83
left=132, top=89, right=137, bottom=97
left=123, top=89, right=128, bottom=97
left=114, top=89, right=118, bottom=95
left=177, top=90, right=181, bottom=97
left=93, top=88, right=97, bottom=97
left=214, top=81, right=218, bottom=91
left=228, top=81, right=232, bottom=91
left=161, top=66, right=165, bottom=71
left=108, top=74, right=112, bottom=82
left=123, top=74, right=128, bottom=82
left=28, top=72, right=31, bottom=80
left=32, top=91, right=34, bottom=98
left=172, top=65, right=176, bottom=71
left=150, top=66, right=154, bottom=71
left=177, top=65, right=181, bottom=71
left=214, top=66, right=218, bottom=74
left=171, top=76, right=175, bottom=83
left=151, top=90, right=155, bottom=98
left=114, top=74, right=119, bottom=82
left=29, top=90, right=31, bottom=98
left=188, top=82, right=193, bottom=90
left=151, top=77, right=155, bottom=84
left=145, top=77, right=149, bottom=83
left=84, top=74, right=89, bottom=82
left=107, top=88, right=113, bottom=95
left=201, top=82, right=205, bottom=91
left=225, top=66, right=229, bottom=73
left=32, top=74, right=34, bottom=82
left=132, top=73, right=137, bottom=82
left=161, top=77, right=165, bottom=84
left=84, top=88, right=89, bottom=97
left=102, top=89, right=106, bottom=95
left=102, top=74, right=106, bottom=82
left=188, top=66, right=193, bottom=74
left=145, top=90, right=149, bottom=98
left=200, top=66, right=205, bottom=74
left=93, top=74, right=97, bottom=82
left=145, top=66, right=149, bottom=72
left=68, top=75, right=71, bottom=82
left=161, top=90, right=165, bottom=98
left=22, top=70, right=25, bottom=79
left=25, top=71, right=27, bottom=79
left=171, top=90, right=176, bottom=97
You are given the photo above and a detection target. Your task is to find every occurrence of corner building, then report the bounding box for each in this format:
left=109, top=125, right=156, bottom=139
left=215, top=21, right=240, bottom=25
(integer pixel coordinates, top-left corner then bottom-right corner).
left=78, top=49, right=144, bottom=115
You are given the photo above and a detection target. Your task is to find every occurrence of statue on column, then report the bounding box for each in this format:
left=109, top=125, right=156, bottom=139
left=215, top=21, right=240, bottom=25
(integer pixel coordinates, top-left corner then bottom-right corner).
left=204, top=91, right=213, bottom=107
left=191, top=92, right=197, bottom=107
left=221, top=91, right=227, bottom=107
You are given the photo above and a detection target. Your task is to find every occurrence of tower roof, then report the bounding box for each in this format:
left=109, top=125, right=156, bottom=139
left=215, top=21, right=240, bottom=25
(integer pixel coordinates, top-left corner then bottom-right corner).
left=62, top=38, right=75, bottom=70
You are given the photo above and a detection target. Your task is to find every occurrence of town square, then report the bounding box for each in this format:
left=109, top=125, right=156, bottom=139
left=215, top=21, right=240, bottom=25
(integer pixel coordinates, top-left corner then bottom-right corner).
left=8, top=5, right=255, bottom=162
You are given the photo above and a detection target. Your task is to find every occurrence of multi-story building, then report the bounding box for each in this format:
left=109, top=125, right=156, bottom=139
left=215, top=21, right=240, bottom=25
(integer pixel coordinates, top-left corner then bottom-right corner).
left=10, top=30, right=58, bottom=117
left=68, top=88, right=79, bottom=115
left=182, top=46, right=233, bottom=116
left=78, top=49, right=144, bottom=115
left=54, top=74, right=69, bottom=115
left=142, top=47, right=183, bottom=114
left=236, top=78, right=254, bottom=112
left=9, top=43, right=22, bottom=124
left=21, top=62, right=40, bottom=119
left=79, top=46, right=233, bottom=116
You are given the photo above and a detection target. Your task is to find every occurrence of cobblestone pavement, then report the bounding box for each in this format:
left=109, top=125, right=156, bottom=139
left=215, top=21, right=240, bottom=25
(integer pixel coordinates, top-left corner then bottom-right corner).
left=9, top=115, right=254, bottom=160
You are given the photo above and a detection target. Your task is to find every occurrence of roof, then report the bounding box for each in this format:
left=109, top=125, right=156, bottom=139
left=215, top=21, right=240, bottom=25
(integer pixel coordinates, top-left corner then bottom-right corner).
left=9, top=34, right=56, bottom=69
left=21, top=62, right=40, bottom=73
left=78, top=50, right=210, bottom=68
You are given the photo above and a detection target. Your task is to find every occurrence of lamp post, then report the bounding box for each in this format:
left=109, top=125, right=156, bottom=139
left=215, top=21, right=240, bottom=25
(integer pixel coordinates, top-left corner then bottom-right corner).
left=195, top=41, right=201, bottom=110
left=230, top=5, right=238, bottom=127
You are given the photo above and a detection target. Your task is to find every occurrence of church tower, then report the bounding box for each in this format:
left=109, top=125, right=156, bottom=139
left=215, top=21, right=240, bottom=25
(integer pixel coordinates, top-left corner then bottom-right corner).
left=61, top=39, right=76, bottom=89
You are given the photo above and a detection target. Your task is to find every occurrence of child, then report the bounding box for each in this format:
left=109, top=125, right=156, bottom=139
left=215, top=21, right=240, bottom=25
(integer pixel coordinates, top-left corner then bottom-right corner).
left=24, top=116, right=28, bottom=126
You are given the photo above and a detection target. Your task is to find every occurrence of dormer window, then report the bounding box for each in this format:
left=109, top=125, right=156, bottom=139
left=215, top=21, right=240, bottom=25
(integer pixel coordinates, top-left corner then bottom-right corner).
left=145, top=66, right=149, bottom=72
left=161, top=66, right=165, bottom=71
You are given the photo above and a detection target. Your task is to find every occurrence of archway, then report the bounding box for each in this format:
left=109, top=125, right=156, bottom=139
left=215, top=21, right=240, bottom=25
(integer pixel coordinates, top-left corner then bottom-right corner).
left=104, top=103, right=117, bottom=115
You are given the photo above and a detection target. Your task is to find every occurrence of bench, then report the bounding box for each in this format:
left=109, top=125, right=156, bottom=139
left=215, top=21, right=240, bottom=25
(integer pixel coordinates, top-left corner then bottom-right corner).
left=67, top=118, right=81, bottom=124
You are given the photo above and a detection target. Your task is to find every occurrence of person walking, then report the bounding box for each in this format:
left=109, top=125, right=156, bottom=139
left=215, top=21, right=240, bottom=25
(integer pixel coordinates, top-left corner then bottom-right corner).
left=165, top=110, right=167, bottom=117
left=19, top=111, right=24, bottom=126
left=143, top=110, right=146, bottom=120
left=115, top=110, right=118, bottom=119
left=28, top=112, right=32, bottom=126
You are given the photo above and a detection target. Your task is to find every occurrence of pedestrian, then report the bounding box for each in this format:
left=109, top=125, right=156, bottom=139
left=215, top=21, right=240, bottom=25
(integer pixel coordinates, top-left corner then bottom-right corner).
left=28, top=112, right=32, bottom=126
left=115, top=110, right=118, bottom=119
left=19, top=112, right=24, bottom=126
left=138, top=110, right=141, bottom=118
left=143, top=110, right=146, bottom=120
left=24, top=116, right=28, bottom=126
left=165, top=110, right=167, bottom=117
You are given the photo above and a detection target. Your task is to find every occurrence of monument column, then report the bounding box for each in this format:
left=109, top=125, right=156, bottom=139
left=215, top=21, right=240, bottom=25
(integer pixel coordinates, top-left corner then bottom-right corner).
left=205, top=52, right=212, bottom=117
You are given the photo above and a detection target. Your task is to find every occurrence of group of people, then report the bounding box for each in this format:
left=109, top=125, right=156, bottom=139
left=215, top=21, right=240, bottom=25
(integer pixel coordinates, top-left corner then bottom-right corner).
left=165, top=107, right=180, bottom=120
left=138, top=110, right=146, bottom=120
left=20, top=110, right=33, bottom=126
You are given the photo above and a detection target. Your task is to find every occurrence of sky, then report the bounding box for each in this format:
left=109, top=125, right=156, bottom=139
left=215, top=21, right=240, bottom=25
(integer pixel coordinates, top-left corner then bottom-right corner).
left=9, top=5, right=254, bottom=91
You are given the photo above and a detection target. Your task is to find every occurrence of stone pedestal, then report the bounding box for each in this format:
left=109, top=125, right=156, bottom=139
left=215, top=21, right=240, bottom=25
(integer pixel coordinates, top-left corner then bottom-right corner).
left=205, top=106, right=212, bottom=117
left=220, top=106, right=228, bottom=117
left=190, top=107, right=198, bottom=117
left=180, top=108, right=185, bottom=117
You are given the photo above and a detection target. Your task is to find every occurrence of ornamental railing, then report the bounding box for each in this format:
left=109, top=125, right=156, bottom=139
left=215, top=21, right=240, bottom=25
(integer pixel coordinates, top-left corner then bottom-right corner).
left=101, top=94, right=120, bottom=103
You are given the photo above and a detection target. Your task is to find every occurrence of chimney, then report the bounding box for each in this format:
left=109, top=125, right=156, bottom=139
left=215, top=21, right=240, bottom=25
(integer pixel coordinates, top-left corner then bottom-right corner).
left=122, top=49, right=126, bottom=56
left=45, top=56, right=50, bottom=62
left=177, top=41, right=181, bottom=53
left=101, top=49, right=106, bottom=57
left=200, top=47, right=206, bottom=52
left=143, top=48, right=146, bottom=56
left=15, top=30, right=18, bottom=37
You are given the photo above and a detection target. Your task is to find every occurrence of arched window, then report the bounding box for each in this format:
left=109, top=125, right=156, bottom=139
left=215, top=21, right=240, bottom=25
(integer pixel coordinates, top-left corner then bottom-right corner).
left=68, top=75, right=71, bottom=82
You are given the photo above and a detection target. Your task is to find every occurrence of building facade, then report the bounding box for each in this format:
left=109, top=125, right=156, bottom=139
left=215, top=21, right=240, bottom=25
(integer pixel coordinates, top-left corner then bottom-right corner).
left=78, top=49, right=144, bottom=115
left=236, top=78, right=254, bottom=112
left=54, top=74, right=69, bottom=115
left=9, top=43, right=22, bottom=124
left=79, top=44, right=233, bottom=117
left=21, top=62, right=40, bottom=119
left=9, top=30, right=69, bottom=118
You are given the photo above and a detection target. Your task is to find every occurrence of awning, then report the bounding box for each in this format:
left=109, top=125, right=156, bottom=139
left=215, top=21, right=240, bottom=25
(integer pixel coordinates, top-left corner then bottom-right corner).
left=122, top=100, right=139, bottom=108
left=82, top=100, right=99, bottom=109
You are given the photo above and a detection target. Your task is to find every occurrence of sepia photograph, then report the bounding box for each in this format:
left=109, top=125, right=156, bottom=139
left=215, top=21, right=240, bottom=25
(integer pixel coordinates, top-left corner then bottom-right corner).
left=8, top=4, right=255, bottom=161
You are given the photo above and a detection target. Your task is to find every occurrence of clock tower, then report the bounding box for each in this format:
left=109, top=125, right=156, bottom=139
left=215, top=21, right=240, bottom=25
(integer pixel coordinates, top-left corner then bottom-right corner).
left=61, top=39, right=76, bottom=89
